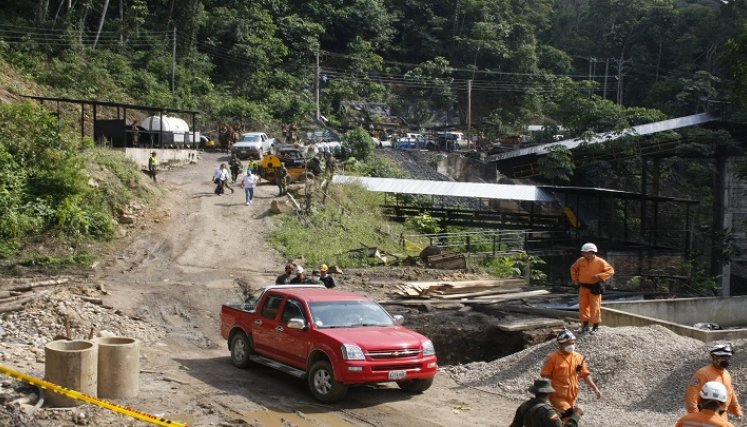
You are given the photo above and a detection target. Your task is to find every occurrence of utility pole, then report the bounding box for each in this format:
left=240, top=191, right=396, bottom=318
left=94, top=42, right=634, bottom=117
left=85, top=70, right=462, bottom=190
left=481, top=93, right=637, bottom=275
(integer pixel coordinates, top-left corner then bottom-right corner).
left=171, top=26, right=176, bottom=94
left=613, top=56, right=627, bottom=105
left=467, top=79, right=472, bottom=149
left=588, top=57, right=594, bottom=98
left=603, top=58, right=609, bottom=100
left=315, top=49, right=320, bottom=123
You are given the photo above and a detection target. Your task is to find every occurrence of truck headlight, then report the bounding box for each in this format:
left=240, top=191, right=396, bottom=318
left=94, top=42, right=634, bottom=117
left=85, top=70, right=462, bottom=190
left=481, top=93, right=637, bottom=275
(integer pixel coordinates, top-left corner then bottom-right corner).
left=341, top=344, right=365, bottom=360
left=423, top=340, right=435, bottom=356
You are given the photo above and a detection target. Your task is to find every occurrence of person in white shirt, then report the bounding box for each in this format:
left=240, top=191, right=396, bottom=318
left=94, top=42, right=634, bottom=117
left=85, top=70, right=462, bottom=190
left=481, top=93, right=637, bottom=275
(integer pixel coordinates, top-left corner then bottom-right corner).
left=213, top=163, right=231, bottom=195
left=242, top=171, right=259, bottom=205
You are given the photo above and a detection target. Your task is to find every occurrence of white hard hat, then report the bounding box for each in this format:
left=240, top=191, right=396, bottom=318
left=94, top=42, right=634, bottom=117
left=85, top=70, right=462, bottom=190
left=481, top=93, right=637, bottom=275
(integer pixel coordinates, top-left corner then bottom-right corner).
left=580, top=243, right=598, bottom=253
left=557, top=329, right=576, bottom=344
left=700, top=381, right=728, bottom=403
left=295, top=265, right=304, bottom=274
left=710, top=343, right=733, bottom=356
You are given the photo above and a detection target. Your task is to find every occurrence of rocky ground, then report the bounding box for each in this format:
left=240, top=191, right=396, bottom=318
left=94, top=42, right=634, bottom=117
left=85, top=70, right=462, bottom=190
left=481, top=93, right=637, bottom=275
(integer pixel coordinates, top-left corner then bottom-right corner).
left=0, top=149, right=745, bottom=427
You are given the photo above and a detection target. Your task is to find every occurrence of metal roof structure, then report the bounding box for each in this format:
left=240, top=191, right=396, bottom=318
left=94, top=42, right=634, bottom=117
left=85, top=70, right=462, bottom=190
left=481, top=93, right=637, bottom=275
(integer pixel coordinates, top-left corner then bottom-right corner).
left=332, top=176, right=558, bottom=202
left=332, top=176, right=699, bottom=205
left=488, top=112, right=718, bottom=162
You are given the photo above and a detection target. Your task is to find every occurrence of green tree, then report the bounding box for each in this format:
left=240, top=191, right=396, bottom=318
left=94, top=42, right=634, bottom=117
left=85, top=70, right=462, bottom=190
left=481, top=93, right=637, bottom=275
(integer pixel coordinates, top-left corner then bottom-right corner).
left=537, top=145, right=574, bottom=184
left=342, top=127, right=375, bottom=161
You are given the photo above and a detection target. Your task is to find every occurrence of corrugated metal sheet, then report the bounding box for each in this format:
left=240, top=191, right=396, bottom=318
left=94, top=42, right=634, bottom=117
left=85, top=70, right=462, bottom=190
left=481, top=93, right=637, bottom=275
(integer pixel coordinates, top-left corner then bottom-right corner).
left=488, top=112, right=717, bottom=162
left=332, top=176, right=557, bottom=202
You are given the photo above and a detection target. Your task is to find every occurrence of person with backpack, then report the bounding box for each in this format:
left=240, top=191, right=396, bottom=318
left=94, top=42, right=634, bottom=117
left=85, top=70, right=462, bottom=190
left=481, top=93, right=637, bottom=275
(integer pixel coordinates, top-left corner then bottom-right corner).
left=510, top=379, right=582, bottom=427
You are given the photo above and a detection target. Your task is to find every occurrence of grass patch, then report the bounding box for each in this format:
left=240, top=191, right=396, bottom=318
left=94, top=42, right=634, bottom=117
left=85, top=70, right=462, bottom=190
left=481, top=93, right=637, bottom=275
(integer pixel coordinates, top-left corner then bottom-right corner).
left=268, top=182, right=412, bottom=268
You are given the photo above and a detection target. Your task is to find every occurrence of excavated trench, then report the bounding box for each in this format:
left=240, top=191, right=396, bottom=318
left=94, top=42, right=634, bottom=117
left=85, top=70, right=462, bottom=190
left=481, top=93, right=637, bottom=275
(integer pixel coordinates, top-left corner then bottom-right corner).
left=386, top=304, right=562, bottom=365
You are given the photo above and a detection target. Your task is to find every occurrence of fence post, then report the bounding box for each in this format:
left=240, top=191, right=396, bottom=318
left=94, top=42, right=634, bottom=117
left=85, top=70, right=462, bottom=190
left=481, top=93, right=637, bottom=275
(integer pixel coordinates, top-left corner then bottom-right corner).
left=492, top=234, right=496, bottom=256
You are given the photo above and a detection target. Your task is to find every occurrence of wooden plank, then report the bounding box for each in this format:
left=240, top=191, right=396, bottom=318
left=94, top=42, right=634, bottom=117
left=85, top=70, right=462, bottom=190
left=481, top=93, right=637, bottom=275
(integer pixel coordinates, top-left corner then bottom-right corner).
left=500, top=305, right=579, bottom=320
left=471, top=290, right=549, bottom=300
left=401, top=278, right=526, bottom=289
left=431, top=287, right=537, bottom=300
left=495, top=318, right=565, bottom=332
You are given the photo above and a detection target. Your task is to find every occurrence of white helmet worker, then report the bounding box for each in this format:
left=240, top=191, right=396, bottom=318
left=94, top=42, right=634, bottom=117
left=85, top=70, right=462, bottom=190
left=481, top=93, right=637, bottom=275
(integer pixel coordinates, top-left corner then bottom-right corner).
left=580, top=243, right=598, bottom=253
left=700, top=381, right=728, bottom=403
left=710, top=343, right=734, bottom=357
left=295, top=265, right=304, bottom=274
left=557, top=329, right=577, bottom=344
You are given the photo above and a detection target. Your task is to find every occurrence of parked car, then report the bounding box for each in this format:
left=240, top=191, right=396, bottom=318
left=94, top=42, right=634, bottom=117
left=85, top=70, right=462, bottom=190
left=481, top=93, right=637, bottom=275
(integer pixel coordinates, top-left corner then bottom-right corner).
left=220, top=285, right=438, bottom=402
left=231, top=132, right=275, bottom=159
left=395, top=133, right=424, bottom=149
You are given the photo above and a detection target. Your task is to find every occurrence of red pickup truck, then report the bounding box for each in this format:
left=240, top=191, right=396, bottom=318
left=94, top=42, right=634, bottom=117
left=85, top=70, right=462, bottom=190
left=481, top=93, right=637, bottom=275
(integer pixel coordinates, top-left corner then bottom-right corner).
left=220, top=285, right=438, bottom=402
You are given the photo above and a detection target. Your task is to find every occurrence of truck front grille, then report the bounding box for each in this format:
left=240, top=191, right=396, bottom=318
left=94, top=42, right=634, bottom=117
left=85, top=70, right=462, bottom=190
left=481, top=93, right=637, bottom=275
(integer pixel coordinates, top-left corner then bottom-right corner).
left=367, top=348, right=421, bottom=359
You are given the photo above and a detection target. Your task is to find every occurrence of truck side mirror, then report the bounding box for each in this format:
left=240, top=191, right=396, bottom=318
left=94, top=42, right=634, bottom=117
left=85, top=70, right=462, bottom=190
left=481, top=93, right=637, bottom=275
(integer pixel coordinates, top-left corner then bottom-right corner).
left=287, top=318, right=307, bottom=330
left=392, top=315, right=404, bottom=325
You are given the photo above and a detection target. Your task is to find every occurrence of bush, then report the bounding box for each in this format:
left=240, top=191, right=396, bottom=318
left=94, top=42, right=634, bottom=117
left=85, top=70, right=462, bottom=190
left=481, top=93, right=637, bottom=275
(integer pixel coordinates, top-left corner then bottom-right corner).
left=342, top=127, right=375, bottom=161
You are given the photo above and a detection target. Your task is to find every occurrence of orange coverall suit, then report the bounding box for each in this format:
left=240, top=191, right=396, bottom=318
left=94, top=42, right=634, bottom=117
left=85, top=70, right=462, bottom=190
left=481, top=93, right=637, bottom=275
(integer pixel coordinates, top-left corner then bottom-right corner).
left=570, top=256, right=614, bottom=324
left=685, top=364, right=743, bottom=420
left=540, top=350, right=590, bottom=412
left=675, top=408, right=735, bottom=427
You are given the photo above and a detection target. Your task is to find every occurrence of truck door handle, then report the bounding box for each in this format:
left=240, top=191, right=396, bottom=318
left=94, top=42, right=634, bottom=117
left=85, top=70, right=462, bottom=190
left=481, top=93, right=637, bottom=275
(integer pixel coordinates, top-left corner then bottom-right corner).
left=254, top=319, right=262, bottom=326
left=275, top=326, right=284, bottom=332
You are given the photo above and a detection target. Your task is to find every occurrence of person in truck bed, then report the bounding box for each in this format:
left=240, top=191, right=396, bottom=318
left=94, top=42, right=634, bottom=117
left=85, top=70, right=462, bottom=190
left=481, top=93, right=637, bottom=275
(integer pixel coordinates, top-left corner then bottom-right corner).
left=275, top=263, right=295, bottom=284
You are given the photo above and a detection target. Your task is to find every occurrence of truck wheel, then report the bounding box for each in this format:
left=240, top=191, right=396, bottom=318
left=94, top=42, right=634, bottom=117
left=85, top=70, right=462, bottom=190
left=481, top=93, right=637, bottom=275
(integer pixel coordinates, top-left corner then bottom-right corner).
left=308, top=360, right=348, bottom=403
left=397, top=377, right=434, bottom=393
left=230, top=333, right=254, bottom=368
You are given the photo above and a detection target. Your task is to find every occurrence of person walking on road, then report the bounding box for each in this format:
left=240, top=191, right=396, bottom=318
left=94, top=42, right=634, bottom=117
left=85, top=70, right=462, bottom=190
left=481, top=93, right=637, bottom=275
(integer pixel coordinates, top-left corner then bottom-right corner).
left=229, top=154, right=243, bottom=183
left=510, top=378, right=583, bottom=427
left=213, top=163, right=231, bottom=195
left=148, top=151, right=158, bottom=183
left=570, top=242, right=614, bottom=334
left=276, top=164, right=289, bottom=196
left=241, top=170, right=258, bottom=205
left=540, top=330, right=601, bottom=416
left=685, top=344, right=743, bottom=422
left=677, top=381, right=736, bottom=427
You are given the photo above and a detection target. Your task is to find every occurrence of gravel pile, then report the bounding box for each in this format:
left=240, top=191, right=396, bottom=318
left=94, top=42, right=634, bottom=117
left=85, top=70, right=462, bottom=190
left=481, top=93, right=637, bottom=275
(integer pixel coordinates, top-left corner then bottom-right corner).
left=0, top=287, right=165, bottom=350
left=447, top=325, right=747, bottom=426
left=377, top=148, right=452, bottom=181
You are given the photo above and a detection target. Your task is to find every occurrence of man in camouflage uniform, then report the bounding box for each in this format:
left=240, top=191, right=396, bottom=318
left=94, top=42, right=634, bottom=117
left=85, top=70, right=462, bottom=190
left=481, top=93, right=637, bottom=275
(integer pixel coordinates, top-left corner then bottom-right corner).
left=324, top=152, right=336, bottom=176
left=276, top=163, right=289, bottom=196
left=510, top=379, right=582, bottom=427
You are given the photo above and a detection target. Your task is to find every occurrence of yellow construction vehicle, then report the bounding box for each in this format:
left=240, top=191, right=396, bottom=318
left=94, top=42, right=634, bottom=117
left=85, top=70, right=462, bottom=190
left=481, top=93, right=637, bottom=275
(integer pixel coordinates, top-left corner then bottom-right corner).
left=258, top=143, right=317, bottom=183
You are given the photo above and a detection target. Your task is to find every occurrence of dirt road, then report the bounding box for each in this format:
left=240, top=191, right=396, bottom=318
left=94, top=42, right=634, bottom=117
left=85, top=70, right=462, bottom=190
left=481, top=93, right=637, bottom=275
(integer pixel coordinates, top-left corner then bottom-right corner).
left=90, top=152, right=517, bottom=427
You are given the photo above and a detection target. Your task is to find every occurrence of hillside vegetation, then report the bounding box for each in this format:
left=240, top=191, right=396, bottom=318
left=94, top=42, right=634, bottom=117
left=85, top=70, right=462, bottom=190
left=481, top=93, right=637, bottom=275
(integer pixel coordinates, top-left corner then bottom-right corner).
left=2, top=1, right=747, bottom=282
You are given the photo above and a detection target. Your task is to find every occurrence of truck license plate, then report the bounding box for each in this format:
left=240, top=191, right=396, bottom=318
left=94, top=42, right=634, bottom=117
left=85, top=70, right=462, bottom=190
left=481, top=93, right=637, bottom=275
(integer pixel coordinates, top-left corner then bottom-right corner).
left=388, top=370, right=406, bottom=380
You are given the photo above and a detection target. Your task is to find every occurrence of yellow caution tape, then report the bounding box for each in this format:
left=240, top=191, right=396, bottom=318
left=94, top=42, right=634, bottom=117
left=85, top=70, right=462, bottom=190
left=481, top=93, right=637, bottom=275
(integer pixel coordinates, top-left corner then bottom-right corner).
left=0, top=364, right=189, bottom=427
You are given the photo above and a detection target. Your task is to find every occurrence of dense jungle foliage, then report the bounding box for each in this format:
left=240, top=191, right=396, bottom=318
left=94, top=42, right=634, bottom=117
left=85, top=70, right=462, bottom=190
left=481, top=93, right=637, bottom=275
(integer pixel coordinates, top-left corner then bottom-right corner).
left=2, top=1, right=747, bottom=284
left=3, top=0, right=747, bottom=130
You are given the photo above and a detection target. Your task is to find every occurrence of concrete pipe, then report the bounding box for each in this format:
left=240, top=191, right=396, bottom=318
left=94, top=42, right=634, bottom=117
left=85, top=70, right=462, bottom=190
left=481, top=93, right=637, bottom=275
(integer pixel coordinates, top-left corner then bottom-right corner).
left=44, top=340, right=98, bottom=407
left=96, top=337, right=140, bottom=399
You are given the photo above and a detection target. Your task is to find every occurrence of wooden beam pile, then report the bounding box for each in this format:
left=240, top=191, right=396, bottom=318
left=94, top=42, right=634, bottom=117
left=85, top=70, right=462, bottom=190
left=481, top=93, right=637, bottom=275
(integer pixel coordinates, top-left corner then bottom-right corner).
left=395, top=278, right=549, bottom=304
left=0, top=277, right=71, bottom=314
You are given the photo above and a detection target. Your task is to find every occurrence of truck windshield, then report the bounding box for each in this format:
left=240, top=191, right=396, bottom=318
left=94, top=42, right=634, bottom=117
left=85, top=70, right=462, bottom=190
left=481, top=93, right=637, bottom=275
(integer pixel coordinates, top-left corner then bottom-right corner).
left=240, top=135, right=260, bottom=142
left=308, top=300, right=394, bottom=328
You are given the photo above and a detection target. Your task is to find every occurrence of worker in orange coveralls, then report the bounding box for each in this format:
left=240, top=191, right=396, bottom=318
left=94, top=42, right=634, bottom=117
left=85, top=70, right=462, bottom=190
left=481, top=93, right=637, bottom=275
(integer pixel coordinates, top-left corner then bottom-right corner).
left=570, top=242, right=614, bottom=334
left=540, top=330, right=601, bottom=416
left=677, top=381, right=736, bottom=427
left=685, top=344, right=743, bottom=423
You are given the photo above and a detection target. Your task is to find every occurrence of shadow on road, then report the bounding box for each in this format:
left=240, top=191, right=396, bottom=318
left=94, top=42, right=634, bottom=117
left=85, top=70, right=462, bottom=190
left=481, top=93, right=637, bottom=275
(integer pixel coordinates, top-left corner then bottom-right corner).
left=173, top=355, right=418, bottom=413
